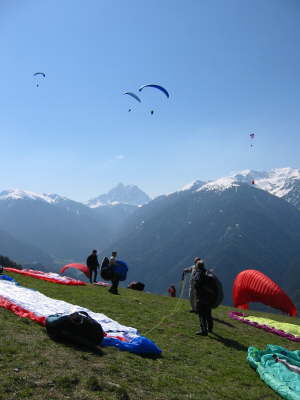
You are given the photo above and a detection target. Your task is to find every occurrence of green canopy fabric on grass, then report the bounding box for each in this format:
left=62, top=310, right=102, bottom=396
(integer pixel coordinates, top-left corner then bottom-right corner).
left=247, top=316, right=300, bottom=339
left=248, top=345, right=300, bottom=400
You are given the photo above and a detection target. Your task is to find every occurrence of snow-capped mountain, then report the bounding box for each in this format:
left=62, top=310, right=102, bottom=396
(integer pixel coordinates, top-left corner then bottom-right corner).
left=103, top=180, right=300, bottom=306
left=0, top=189, right=67, bottom=204
left=230, top=168, right=300, bottom=208
left=87, top=183, right=151, bottom=208
left=178, top=179, right=206, bottom=192
left=178, top=168, right=300, bottom=209
left=0, top=188, right=111, bottom=260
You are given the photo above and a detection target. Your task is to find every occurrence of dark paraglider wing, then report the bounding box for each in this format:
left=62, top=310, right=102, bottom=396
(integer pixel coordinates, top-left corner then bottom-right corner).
left=123, top=92, right=142, bottom=103
left=33, top=72, right=46, bottom=77
left=138, top=84, right=170, bottom=98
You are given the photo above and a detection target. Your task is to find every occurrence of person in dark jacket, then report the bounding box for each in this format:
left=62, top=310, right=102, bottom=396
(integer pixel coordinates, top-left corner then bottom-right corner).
left=108, top=251, right=120, bottom=295
left=168, top=285, right=176, bottom=297
left=86, top=250, right=99, bottom=284
left=183, top=256, right=201, bottom=312
left=193, top=260, right=214, bottom=336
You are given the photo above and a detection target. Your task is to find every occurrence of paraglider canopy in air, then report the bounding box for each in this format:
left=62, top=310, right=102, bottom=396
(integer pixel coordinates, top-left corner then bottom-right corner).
left=123, top=92, right=141, bottom=113
left=60, top=263, right=90, bottom=279
left=33, top=72, right=46, bottom=87
left=233, top=269, right=297, bottom=316
left=138, top=84, right=170, bottom=98
left=123, top=92, right=141, bottom=103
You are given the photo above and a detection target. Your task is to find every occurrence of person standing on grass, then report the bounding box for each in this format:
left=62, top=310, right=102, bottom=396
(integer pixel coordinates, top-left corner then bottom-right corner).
left=86, top=250, right=99, bottom=284
left=183, top=256, right=201, bottom=312
left=108, top=251, right=120, bottom=295
left=168, top=285, right=176, bottom=297
left=194, top=260, right=214, bottom=336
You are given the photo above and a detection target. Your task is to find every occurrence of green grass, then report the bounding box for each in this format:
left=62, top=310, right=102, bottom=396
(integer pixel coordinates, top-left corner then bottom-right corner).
left=1, top=273, right=300, bottom=400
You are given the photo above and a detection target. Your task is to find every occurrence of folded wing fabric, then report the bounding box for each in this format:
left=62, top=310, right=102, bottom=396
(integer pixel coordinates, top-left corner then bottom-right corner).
left=230, top=311, right=300, bottom=342
left=4, top=268, right=86, bottom=286
left=248, top=344, right=300, bottom=400
left=0, top=280, right=161, bottom=355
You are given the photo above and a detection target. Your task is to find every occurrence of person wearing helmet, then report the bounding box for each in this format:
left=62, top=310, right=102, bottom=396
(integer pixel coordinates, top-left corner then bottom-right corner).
left=182, top=257, right=201, bottom=312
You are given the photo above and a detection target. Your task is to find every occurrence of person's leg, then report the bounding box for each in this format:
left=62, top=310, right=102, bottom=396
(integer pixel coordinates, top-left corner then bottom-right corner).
left=89, top=268, right=93, bottom=284
left=196, top=305, right=208, bottom=335
left=190, top=286, right=197, bottom=312
left=109, top=274, right=119, bottom=294
left=115, top=277, right=120, bottom=292
left=93, top=268, right=97, bottom=283
left=207, top=307, right=213, bottom=333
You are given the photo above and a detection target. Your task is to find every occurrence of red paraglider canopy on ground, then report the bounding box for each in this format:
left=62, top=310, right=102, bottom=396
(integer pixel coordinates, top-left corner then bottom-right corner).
left=233, top=269, right=297, bottom=316
left=60, top=263, right=90, bottom=278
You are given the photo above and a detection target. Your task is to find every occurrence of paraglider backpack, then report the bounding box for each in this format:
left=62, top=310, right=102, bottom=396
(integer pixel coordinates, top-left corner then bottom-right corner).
left=204, top=270, right=224, bottom=309
left=100, top=256, right=113, bottom=281
left=45, top=311, right=104, bottom=348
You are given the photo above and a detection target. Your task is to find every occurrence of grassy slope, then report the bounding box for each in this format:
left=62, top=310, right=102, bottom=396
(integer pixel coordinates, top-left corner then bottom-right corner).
left=1, top=273, right=300, bottom=400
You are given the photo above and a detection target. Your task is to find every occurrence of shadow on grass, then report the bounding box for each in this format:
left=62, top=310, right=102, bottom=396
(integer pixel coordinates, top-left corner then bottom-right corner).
left=213, top=317, right=235, bottom=328
left=138, top=352, right=162, bottom=360
left=210, top=332, right=247, bottom=352
left=47, top=334, right=162, bottom=359
left=47, top=335, right=105, bottom=356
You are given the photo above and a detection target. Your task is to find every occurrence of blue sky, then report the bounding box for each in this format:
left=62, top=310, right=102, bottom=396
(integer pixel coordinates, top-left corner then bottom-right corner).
left=1, top=0, right=300, bottom=201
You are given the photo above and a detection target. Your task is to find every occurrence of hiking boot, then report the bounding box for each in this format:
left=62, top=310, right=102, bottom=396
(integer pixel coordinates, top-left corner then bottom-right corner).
left=195, top=331, right=208, bottom=336
left=108, top=288, right=119, bottom=295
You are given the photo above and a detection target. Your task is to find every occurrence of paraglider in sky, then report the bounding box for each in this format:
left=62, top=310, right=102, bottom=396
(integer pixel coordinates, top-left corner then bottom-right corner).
left=33, top=72, right=46, bottom=87
left=249, top=133, right=256, bottom=184
left=138, top=84, right=170, bottom=98
left=139, top=84, right=169, bottom=115
left=233, top=269, right=297, bottom=316
left=123, top=92, right=141, bottom=112
left=60, top=263, right=90, bottom=279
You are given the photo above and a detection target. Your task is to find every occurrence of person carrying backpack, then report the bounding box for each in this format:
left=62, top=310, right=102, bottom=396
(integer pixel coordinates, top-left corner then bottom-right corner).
left=108, top=251, right=120, bottom=295
left=193, top=260, right=214, bottom=336
left=86, top=250, right=99, bottom=284
left=183, top=256, right=201, bottom=312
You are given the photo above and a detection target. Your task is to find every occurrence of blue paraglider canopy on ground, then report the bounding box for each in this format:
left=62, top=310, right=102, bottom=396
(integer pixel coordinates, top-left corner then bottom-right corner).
left=114, top=260, right=128, bottom=281
left=0, top=274, right=18, bottom=284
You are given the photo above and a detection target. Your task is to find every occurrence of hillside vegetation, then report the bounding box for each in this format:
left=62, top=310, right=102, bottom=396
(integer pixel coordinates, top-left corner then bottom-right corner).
left=1, top=273, right=300, bottom=400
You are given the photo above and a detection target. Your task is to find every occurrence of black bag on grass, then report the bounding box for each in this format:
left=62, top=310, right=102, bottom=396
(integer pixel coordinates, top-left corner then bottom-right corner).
left=45, top=311, right=104, bottom=348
